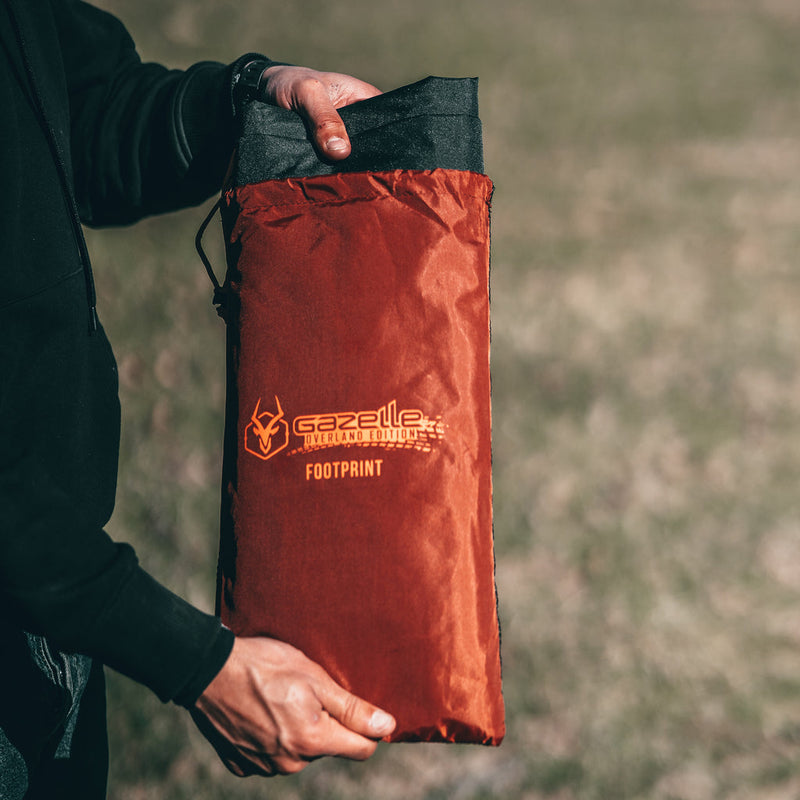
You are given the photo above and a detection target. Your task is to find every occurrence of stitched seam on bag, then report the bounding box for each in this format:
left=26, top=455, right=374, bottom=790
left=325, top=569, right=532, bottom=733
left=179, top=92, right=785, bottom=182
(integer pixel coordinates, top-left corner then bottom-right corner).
left=238, top=190, right=491, bottom=213
left=0, top=267, right=83, bottom=310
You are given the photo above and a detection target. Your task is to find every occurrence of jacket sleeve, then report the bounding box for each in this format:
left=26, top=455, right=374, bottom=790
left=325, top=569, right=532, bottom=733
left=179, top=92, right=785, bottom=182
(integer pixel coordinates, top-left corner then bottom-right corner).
left=52, top=0, right=272, bottom=225
left=0, top=279, right=233, bottom=706
left=0, top=0, right=255, bottom=704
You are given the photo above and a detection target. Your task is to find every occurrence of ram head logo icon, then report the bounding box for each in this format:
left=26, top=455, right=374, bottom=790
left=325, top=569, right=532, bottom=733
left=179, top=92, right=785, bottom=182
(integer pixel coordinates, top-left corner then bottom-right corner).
left=244, top=396, right=290, bottom=461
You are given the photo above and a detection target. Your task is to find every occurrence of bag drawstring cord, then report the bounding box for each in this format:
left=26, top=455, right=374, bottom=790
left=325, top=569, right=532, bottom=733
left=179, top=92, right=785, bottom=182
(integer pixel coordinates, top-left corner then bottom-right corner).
left=195, top=198, right=228, bottom=319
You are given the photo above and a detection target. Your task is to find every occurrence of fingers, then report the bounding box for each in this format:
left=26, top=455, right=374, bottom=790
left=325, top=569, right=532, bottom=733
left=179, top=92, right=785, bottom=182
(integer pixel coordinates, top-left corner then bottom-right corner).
left=293, top=79, right=352, bottom=159
left=268, top=670, right=395, bottom=764
left=192, top=636, right=394, bottom=778
left=189, top=707, right=261, bottom=777
left=225, top=694, right=380, bottom=774
left=261, top=66, right=382, bottom=161
left=316, top=679, right=396, bottom=742
left=274, top=704, right=379, bottom=766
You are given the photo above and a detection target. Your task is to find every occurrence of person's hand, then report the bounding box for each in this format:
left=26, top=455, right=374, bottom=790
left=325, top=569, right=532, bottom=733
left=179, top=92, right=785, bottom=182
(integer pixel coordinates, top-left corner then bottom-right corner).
left=260, top=65, right=381, bottom=160
left=191, top=636, right=396, bottom=777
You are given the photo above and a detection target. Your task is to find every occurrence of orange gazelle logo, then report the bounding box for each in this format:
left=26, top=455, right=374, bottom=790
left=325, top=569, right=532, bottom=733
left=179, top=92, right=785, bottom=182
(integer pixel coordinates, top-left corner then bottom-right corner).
left=244, top=396, right=290, bottom=461
left=244, top=396, right=444, bottom=462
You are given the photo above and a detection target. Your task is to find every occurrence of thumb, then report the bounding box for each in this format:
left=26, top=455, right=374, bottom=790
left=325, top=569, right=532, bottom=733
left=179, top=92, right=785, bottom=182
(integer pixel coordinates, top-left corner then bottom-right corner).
left=293, top=80, right=351, bottom=160
left=317, top=681, right=396, bottom=740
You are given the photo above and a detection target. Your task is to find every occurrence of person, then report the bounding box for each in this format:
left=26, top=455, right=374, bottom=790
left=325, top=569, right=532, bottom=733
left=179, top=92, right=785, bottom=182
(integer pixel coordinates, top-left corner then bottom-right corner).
left=0, top=0, right=396, bottom=797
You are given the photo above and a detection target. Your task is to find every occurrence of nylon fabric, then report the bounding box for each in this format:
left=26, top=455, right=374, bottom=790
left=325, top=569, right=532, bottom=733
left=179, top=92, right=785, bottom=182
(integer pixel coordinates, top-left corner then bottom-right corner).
left=210, top=75, right=504, bottom=746
left=217, top=169, right=503, bottom=745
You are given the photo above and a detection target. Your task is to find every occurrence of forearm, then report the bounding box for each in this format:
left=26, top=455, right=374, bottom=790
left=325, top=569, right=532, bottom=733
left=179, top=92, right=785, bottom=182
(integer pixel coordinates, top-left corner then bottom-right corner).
left=0, top=295, right=231, bottom=707
left=2, top=534, right=233, bottom=705
left=51, top=1, right=276, bottom=224
left=71, top=58, right=249, bottom=226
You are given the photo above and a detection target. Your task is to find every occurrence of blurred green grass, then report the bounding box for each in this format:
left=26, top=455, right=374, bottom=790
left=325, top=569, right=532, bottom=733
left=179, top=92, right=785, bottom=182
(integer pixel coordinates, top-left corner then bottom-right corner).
left=87, top=0, right=800, bottom=797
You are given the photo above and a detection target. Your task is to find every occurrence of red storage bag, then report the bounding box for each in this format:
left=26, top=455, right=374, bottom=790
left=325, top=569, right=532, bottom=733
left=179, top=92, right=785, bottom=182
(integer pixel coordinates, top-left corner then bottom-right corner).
left=202, top=77, right=504, bottom=745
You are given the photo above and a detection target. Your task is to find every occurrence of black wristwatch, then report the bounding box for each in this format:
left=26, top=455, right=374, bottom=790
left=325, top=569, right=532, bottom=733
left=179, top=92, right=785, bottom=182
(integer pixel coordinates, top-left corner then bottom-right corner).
left=234, top=58, right=270, bottom=102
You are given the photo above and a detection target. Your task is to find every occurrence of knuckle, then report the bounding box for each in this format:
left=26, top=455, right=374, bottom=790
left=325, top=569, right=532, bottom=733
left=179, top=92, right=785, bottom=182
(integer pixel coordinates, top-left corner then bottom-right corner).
left=354, top=740, right=378, bottom=761
left=283, top=714, right=326, bottom=757
left=314, top=117, right=344, bottom=135
left=299, top=721, right=326, bottom=755
left=285, top=681, right=316, bottom=711
left=298, top=73, right=324, bottom=87
left=340, top=692, right=360, bottom=725
left=275, top=755, right=308, bottom=775
left=295, top=74, right=326, bottom=97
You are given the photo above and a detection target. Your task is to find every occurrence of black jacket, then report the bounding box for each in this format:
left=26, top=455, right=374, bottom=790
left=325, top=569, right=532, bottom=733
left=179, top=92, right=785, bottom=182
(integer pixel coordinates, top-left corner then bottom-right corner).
left=0, top=0, right=268, bottom=705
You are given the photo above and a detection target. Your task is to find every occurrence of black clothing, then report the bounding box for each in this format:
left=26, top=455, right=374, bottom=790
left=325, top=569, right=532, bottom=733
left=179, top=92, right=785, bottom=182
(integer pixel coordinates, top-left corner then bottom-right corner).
left=0, top=629, right=108, bottom=800
left=0, top=0, right=270, bottom=705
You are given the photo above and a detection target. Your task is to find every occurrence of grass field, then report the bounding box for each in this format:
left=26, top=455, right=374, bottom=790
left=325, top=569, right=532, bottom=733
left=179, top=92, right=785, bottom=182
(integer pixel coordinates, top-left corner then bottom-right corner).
left=87, top=1, right=800, bottom=797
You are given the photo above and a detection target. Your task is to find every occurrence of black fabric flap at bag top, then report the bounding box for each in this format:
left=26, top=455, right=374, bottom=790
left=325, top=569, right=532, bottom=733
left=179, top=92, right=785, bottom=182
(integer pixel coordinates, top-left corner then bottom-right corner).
left=231, top=75, right=484, bottom=182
